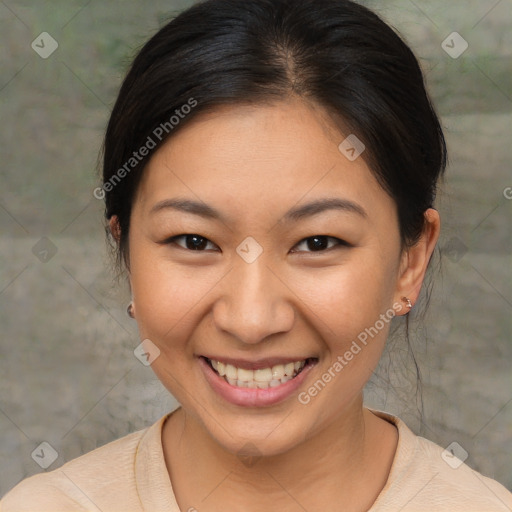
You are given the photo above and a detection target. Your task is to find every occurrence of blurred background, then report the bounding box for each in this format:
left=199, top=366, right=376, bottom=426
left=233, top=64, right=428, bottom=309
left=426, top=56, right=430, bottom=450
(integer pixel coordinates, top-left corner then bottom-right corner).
left=1, top=0, right=511, bottom=497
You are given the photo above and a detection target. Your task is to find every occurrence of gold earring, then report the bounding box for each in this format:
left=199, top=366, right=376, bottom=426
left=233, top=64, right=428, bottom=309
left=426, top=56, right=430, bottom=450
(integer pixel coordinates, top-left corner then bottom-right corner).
left=127, top=302, right=135, bottom=318
left=401, top=296, right=413, bottom=309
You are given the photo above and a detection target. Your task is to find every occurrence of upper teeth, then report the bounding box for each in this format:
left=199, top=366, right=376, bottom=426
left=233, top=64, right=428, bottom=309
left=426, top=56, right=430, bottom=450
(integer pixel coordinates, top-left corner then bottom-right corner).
left=210, top=359, right=306, bottom=388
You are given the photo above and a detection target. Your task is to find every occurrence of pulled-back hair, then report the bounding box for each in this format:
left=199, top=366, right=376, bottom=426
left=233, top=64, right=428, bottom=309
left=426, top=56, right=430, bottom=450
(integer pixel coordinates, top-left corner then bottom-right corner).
left=100, top=0, right=446, bottom=271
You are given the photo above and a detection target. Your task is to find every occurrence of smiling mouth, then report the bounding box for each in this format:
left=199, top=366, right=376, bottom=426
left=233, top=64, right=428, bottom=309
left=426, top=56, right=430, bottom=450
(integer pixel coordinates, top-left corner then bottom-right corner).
left=202, top=356, right=317, bottom=389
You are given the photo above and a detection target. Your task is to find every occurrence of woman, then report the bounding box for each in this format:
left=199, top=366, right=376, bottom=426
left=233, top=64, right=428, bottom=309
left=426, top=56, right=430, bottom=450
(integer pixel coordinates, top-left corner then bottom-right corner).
left=2, top=0, right=511, bottom=510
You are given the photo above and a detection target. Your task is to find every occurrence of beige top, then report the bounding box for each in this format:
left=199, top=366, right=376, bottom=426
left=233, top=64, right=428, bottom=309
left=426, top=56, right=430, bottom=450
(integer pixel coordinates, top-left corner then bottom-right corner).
left=1, top=407, right=511, bottom=511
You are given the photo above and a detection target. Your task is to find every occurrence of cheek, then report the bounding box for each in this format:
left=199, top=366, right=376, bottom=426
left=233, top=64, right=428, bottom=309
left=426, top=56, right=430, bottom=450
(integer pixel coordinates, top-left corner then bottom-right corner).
left=292, top=259, right=396, bottom=423
left=292, top=254, right=398, bottom=407
left=296, top=253, right=395, bottom=335
left=129, top=243, right=215, bottom=350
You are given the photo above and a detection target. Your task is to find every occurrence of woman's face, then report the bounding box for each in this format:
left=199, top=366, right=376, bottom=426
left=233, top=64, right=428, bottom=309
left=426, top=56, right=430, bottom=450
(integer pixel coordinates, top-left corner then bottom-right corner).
left=126, top=98, right=409, bottom=456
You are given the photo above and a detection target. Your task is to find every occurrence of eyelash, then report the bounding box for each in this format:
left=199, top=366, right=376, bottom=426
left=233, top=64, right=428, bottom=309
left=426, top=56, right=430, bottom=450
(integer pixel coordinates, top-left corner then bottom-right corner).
left=163, top=234, right=351, bottom=253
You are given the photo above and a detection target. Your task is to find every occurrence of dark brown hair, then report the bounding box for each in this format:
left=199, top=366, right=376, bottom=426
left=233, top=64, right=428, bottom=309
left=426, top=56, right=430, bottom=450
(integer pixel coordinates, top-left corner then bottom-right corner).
left=100, top=0, right=446, bottom=271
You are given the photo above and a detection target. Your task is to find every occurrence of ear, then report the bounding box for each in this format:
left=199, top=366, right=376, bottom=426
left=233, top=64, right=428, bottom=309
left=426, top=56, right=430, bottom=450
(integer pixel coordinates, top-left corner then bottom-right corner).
left=394, top=208, right=440, bottom=315
left=109, top=215, right=121, bottom=243
left=109, top=215, right=132, bottom=276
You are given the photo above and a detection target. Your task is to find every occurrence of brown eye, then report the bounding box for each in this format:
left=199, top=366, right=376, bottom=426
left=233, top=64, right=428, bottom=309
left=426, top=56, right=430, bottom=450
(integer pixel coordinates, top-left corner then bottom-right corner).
left=168, top=234, right=218, bottom=251
left=292, top=236, right=349, bottom=253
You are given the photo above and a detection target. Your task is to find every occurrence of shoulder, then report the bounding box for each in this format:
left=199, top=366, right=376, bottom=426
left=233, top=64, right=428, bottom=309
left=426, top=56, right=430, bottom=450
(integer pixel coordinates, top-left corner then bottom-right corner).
left=369, top=409, right=512, bottom=511
left=410, top=433, right=512, bottom=510
left=0, top=425, right=149, bottom=512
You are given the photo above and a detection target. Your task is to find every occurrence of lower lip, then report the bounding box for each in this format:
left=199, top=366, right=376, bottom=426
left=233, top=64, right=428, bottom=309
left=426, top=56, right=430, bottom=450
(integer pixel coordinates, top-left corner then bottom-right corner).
left=198, top=356, right=317, bottom=407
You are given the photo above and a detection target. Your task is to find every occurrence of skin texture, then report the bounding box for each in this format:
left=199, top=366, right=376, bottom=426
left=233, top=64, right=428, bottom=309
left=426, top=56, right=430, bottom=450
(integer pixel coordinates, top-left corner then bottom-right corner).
left=110, top=97, right=440, bottom=511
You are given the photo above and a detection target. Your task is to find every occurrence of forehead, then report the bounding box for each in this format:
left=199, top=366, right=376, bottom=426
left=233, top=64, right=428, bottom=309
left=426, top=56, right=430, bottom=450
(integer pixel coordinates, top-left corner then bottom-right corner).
left=134, top=98, right=394, bottom=224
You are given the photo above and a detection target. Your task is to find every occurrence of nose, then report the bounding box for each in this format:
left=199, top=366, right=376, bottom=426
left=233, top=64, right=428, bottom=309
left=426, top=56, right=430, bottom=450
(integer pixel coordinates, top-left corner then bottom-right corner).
left=212, top=256, right=295, bottom=345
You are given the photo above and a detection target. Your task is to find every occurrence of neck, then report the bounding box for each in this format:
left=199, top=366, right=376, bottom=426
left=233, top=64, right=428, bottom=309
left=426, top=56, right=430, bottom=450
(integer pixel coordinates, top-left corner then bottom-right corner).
left=162, top=396, right=397, bottom=511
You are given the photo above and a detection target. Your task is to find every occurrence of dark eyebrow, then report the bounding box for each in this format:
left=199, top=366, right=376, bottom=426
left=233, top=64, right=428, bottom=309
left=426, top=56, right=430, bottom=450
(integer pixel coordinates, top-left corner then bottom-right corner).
left=150, top=198, right=227, bottom=221
left=150, top=197, right=367, bottom=223
left=283, top=197, right=367, bottom=222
